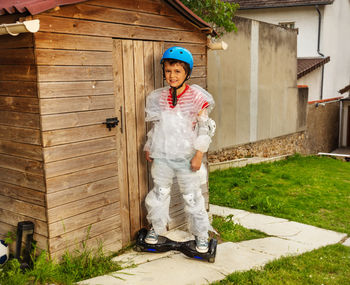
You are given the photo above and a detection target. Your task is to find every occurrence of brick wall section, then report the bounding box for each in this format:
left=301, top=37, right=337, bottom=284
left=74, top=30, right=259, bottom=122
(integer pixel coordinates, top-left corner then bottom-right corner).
left=208, top=101, right=340, bottom=163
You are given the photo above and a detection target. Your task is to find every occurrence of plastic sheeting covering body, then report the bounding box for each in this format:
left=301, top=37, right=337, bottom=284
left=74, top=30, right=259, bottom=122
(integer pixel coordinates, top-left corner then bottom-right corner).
left=144, top=85, right=215, bottom=239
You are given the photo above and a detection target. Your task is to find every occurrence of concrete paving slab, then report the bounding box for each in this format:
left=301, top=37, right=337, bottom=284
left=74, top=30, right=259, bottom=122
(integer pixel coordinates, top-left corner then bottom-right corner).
left=237, top=237, right=315, bottom=258
left=80, top=253, right=226, bottom=285
left=210, top=204, right=288, bottom=228
left=210, top=241, right=275, bottom=275
left=210, top=204, right=347, bottom=248
left=343, top=238, right=350, bottom=247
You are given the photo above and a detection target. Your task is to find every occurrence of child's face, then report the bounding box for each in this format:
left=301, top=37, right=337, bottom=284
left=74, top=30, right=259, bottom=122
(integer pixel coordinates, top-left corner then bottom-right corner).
left=164, top=61, right=187, bottom=89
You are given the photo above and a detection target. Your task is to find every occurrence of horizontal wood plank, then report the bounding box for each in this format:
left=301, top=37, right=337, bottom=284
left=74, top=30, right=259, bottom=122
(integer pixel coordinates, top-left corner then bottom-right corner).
left=0, top=153, right=43, bottom=176
left=0, top=208, right=47, bottom=237
left=0, top=167, right=45, bottom=191
left=35, top=32, right=113, bottom=51
left=38, top=81, right=113, bottom=98
left=43, top=136, right=116, bottom=162
left=0, top=194, right=46, bottom=221
left=49, top=214, right=120, bottom=252
left=0, top=33, right=33, bottom=49
left=49, top=202, right=120, bottom=237
left=0, top=96, right=39, bottom=113
left=0, top=81, right=37, bottom=97
left=164, top=43, right=206, bottom=55
left=47, top=189, right=119, bottom=223
left=36, top=49, right=112, bottom=66
left=191, top=66, right=207, bottom=78
left=45, top=150, right=117, bottom=178
left=43, top=3, right=195, bottom=32
left=46, top=163, right=118, bottom=192
left=87, top=0, right=177, bottom=16
left=37, top=65, right=113, bottom=82
left=46, top=176, right=118, bottom=209
left=50, top=227, right=122, bottom=259
left=0, top=65, right=36, bottom=81
left=41, top=109, right=116, bottom=131
left=35, top=15, right=206, bottom=44
left=42, top=124, right=115, bottom=147
left=0, top=182, right=45, bottom=207
left=0, top=125, right=41, bottom=145
left=0, top=48, right=35, bottom=65
left=187, top=77, right=206, bottom=88
left=0, top=140, right=42, bottom=161
left=40, top=95, right=114, bottom=114
left=0, top=111, right=40, bottom=129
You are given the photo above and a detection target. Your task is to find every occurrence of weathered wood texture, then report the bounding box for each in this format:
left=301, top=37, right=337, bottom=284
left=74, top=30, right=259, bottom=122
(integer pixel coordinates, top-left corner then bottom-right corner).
left=0, top=33, right=47, bottom=247
left=0, top=0, right=208, bottom=258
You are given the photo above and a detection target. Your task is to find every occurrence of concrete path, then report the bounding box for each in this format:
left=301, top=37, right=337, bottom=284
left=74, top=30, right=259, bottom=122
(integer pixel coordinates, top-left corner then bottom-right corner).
left=80, top=205, right=348, bottom=285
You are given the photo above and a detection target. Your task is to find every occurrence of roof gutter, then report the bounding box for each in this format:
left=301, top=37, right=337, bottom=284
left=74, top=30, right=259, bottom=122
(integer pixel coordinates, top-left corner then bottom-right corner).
left=315, top=5, right=325, bottom=100
left=0, top=19, right=39, bottom=36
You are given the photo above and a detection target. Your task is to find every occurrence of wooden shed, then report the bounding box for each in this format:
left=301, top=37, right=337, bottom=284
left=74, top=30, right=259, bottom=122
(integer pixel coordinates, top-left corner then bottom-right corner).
left=0, top=0, right=215, bottom=258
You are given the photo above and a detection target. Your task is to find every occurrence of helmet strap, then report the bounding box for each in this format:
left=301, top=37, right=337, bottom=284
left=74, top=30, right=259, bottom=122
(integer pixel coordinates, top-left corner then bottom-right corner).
left=170, top=74, right=190, bottom=107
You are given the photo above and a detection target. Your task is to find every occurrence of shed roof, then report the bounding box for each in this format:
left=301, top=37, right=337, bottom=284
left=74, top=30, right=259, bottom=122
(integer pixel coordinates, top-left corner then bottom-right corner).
left=0, top=0, right=216, bottom=36
left=227, top=0, right=334, bottom=10
left=297, top=56, right=330, bottom=79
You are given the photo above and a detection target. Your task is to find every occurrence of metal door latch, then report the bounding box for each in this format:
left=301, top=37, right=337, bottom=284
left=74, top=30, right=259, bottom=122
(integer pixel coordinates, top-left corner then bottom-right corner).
left=103, top=117, right=119, bottom=131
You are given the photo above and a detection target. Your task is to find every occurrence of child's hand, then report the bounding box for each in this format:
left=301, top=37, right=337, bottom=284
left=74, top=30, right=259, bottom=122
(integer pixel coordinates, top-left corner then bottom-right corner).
left=145, top=151, right=153, bottom=162
left=191, top=151, right=203, bottom=171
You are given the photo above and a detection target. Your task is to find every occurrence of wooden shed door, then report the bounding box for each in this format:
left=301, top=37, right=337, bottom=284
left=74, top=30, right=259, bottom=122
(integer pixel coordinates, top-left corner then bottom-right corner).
left=113, top=39, right=164, bottom=245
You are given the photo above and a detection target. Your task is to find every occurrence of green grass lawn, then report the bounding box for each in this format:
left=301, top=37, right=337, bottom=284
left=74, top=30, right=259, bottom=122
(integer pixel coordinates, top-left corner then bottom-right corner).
left=209, top=154, right=350, bottom=235
left=209, top=154, right=350, bottom=284
left=212, top=244, right=350, bottom=285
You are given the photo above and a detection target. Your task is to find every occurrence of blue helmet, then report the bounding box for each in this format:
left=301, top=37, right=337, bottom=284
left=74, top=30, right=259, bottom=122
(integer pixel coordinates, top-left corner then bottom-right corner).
left=161, top=46, right=193, bottom=72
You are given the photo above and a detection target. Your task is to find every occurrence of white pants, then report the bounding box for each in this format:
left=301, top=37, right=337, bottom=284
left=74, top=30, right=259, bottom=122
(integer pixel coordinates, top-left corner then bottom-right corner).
left=145, top=158, right=210, bottom=239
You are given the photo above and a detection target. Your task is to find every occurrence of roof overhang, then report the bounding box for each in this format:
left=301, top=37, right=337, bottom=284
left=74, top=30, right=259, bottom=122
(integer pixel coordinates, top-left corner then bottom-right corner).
left=0, top=0, right=216, bottom=37
left=228, top=0, right=334, bottom=10
left=297, top=56, right=330, bottom=79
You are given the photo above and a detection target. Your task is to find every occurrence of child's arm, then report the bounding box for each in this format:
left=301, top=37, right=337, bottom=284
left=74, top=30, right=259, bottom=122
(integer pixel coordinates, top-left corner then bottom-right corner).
left=191, top=108, right=216, bottom=171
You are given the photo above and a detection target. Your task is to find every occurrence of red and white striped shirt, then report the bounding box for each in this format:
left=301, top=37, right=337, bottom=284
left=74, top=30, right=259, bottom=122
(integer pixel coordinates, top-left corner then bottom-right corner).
left=159, top=85, right=209, bottom=117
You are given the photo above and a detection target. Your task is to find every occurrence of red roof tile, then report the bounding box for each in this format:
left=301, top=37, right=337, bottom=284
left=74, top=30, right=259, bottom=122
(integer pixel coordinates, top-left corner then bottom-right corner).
left=0, top=0, right=216, bottom=36
left=0, top=0, right=86, bottom=15
left=297, top=56, right=330, bottom=79
left=226, top=0, right=334, bottom=9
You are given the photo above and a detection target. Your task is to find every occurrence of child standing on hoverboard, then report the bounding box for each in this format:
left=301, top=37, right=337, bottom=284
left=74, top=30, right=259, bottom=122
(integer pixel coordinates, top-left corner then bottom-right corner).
left=144, top=46, right=216, bottom=253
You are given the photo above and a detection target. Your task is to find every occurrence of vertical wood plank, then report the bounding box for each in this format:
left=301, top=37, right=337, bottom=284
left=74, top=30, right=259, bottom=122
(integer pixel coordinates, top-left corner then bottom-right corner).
left=143, top=41, right=156, bottom=213
left=122, top=40, right=141, bottom=238
left=113, top=39, right=131, bottom=245
left=153, top=42, right=164, bottom=89
left=133, top=41, right=148, bottom=228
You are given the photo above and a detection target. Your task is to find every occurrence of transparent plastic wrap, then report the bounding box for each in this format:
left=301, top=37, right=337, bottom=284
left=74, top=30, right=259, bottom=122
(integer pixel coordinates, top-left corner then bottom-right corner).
left=191, top=84, right=215, bottom=114
left=145, top=158, right=212, bottom=238
left=144, top=85, right=216, bottom=159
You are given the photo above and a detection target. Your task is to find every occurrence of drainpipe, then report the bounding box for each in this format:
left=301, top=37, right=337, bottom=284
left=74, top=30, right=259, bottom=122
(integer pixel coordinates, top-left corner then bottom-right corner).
left=0, top=19, right=40, bottom=36
left=316, top=5, right=325, bottom=100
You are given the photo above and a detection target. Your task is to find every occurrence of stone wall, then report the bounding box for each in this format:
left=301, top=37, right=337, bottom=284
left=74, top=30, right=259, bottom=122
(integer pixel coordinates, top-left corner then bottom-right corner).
left=208, top=131, right=306, bottom=163
left=208, top=100, right=340, bottom=163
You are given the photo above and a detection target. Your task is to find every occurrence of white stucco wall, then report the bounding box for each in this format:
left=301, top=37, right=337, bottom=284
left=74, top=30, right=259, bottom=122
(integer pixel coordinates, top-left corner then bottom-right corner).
left=237, top=6, right=320, bottom=57
left=297, top=69, right=322, bottom=102
left=236, top=1, right=350, bottom=100
left=321, top=0, right=350, bottom=99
